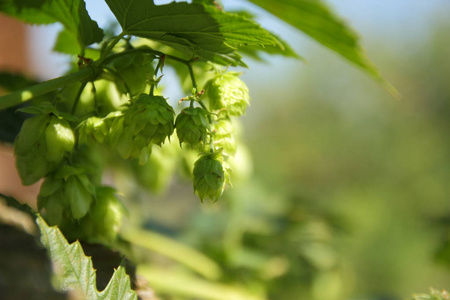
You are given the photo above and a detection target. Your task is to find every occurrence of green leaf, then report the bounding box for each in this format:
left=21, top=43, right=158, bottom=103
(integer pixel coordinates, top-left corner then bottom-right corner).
left=54, top=28, right=81, bottom=55
left=36, top=215, right=137, bottom=300
left=103, top=0, right=283, bottom=66
left=0, top=0, right=54, bottom=24
left=248, top=0, right=399, bottom=96
left=239, top=31, right=302, bottom=61
left=0, top=0, right=103, bottom=53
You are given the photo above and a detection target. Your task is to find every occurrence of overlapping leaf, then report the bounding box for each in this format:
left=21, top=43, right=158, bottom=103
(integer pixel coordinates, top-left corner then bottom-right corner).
left=37, top=216, right=137, bottom=300
left=0, top=0, right=103, bottom=54
left=249, top=0, right=398, bottom=95
left=103, top=0, right=283, bottom=66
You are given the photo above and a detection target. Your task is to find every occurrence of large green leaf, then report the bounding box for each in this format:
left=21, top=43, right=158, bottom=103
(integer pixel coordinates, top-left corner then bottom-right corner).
left=103, top=0, right=283, bottom=66
left=248, top=0, right=398, bottom=96
left=37, top=216, right=137, bottom=300
left=0, top=0, right=103, bottom=54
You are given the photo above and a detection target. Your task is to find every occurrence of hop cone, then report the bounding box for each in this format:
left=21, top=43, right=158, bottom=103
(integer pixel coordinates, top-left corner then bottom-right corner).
left=38, top=166, right=95, bottom=223
left=110, top=94, right=175, bottom=164
left=78, top=116, right=108, bottom=145
left=175, top=107, right=209, bottom=148
left=79, top=186, right=124, bottom=244
left=205, top=72, right=250, bottom=116
left=193, top=152, right=226, bottom=202
left=212, top=118, right=236, bottom=155
left=15, top=114, right=75, bottom=185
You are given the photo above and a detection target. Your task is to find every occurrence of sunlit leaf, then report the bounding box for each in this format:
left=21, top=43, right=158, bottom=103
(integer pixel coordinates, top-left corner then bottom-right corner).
left=37, top=216, right=137, bottom=300
left=103, top=0, right=284, bottom=66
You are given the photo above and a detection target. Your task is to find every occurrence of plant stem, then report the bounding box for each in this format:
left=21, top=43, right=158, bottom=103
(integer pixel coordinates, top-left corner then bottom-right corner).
left=71, top=82, right=88, bottom=115
left=103, top=48, right=190, bottom=67
left=150, top=57, right=164, bottom=96
left=198, top=100, right=208, bottom=111
left=196, top=99, right=216, bottom=153
left=188, top=63, right=198, bottom=92
left=0, top=67, right=96, bottom=110
left=97, top=32, right=126, bottom=65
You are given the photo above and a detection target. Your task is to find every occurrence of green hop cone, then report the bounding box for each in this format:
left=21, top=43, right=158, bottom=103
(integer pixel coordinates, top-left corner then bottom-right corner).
left=129, top=94, right=175, bottom=145
left=45, top=116, right=75, bottom=162
left=175, top=107, right=209, bottom=148
left=37, top=176, right=65, bottom=225
left=71, top=144, right=105, bottom=186
left=15, top=114, right=75, bottom=185
left=135, top=142, right=179, bottom=194
left=205, top=72, right=250, bottom=116
left=65, top=174, right=95, bottom=219
left=212, top=118, right=236, bottom=156
left=193, top=152, right=226, bottom=202
left=78, top=116, right=108, bottom=145
left=110, top=94, right=175, bottom=164
left=38, top=166, right=95, bottom=222
left=80, top=186, right=124, bottom=244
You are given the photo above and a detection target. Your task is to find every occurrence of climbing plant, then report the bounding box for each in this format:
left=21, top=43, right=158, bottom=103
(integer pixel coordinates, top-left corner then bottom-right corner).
left=0, top=0, right=403, bottom=298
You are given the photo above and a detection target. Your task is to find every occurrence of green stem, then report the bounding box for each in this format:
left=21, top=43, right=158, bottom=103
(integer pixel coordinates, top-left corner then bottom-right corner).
left=198, top=99, right=215, bottom=150
left=92, top=82, right=99, bottom=115
left=103, top=48, right=190, bottom=67
left=150, top=57, right=164, bottom=96
left=188, top=63, right=198, bottom=93
left=196, top=99, right=216, bottom=153
left=71, top=82, right=88, bottom=115
left=0, top=67, right=96, bottom=110
left=97, top=32, right=126, bottom=65
left=198, top=100, right=208, bottom=111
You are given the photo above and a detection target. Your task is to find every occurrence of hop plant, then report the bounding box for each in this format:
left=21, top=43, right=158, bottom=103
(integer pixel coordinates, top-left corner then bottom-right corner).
left=175, top=107, right=209, bottom=148
left=193, top=152, right=226, bottom=202
left=15, top=113, right=75, bottom=185
left=205, top=72, right=250, bottom=116
left=38, top=166, right=96, bottom=224
left=109, top=94, right=175, bottom=164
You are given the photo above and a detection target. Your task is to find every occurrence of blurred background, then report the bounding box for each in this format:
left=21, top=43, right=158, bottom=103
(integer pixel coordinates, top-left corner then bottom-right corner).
left=2, top=0, right=450, bottom=299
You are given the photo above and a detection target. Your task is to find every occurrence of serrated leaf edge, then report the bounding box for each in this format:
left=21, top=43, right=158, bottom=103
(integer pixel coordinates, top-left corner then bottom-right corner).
left=36, top=215, right=138, bottom=300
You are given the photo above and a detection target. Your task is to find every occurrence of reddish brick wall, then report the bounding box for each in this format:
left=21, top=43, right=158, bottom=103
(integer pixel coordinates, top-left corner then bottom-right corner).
left=0, top=14, right=28, bottom=72
left=0, top=14, right=40, bottom=206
